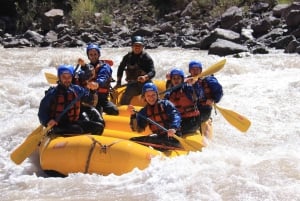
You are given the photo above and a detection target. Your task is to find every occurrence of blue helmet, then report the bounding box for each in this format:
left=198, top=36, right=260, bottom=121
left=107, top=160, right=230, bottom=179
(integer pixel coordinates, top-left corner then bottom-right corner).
left=189, top=60, right=202, bottom=71
left=57, top=64, right=74, bottom=77
left=142, top=83, right=158, bottom=96
left=86, top=43, right=101, bottom=55
left=170, top=68, right=185, bottom=79
left=132, top=36, right=144, bottom=45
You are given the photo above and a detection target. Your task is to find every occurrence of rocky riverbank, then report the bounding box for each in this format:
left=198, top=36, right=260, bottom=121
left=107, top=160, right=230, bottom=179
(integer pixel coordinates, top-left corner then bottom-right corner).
left=0, top=1, right=299, bottom=56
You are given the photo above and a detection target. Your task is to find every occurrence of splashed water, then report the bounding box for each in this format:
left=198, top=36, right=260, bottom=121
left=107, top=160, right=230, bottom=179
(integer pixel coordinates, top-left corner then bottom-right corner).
left=0, top=47, right=299, bottom=201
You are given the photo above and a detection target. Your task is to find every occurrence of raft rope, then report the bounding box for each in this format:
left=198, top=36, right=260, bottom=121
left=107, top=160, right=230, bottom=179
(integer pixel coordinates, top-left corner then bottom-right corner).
left=84, top=135, right=124, bottom=173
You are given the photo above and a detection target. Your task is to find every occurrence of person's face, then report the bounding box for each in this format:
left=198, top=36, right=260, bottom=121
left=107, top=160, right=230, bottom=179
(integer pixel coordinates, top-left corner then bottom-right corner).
left=59, top=73, right=72, bottom=88
left=189, top=67, right=202, bottom=77
left=171, top=75, right=183, bottom=86
left=144, top=91, right=157, bottom=105
left=132, top=43, right=143, bottom=54
left=87, top=49, right=100, bottom=64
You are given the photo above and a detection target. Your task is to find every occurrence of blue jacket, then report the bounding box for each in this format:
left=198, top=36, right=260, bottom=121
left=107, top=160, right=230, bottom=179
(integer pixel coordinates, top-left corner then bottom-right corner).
left=91, top=61, right=113, bottom=99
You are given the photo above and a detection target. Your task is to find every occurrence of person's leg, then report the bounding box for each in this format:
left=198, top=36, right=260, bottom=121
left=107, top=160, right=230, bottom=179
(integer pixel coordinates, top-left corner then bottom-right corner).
left=181, top=116, right=201, bottom=135
left=79, top=120, right=104, bottom=135
left=120, top=83, right=141, bottom=105
left=99, top=98, right=119, bottom=115
left=52, top=123, right=83, bottom=135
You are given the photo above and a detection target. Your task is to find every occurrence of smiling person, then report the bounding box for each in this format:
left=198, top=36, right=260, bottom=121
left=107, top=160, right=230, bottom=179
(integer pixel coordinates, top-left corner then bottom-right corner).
left=115, top=36, right=156, bottom=105
left=79, top=43, right=119, bottom=115
left=164, top=68, right=201, bottom=134
left=38, top=64, right=104, bottom=135
left=127, top=83, right=181, bottom=148
left=187, top=60, right=223, bottom=123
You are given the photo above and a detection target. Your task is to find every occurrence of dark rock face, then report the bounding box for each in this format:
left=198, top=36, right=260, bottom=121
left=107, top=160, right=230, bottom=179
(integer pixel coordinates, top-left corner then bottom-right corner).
left=0, top=1, right=300, bottom=56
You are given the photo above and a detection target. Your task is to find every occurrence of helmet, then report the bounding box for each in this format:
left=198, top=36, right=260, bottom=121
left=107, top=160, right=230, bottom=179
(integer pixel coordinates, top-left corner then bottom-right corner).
left=57, top=64, right=74, bottom=77
left=142, top=83, right=158, bottom=96
left=170, top=68, right=185, bottom=79
left=132, top=36, right=144, bottom=45
left=188, top=60, right=202, bottom=71
left=86, top=43, right=101, bottom=55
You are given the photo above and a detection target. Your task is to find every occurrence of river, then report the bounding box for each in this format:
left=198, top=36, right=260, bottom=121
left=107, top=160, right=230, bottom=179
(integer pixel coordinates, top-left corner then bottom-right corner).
left=0, top=47, right=299, bottom=201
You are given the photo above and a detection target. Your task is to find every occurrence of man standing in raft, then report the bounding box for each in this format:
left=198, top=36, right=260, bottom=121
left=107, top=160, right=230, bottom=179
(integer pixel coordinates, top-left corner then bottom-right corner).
left=115, top=36, right=156, bottom=105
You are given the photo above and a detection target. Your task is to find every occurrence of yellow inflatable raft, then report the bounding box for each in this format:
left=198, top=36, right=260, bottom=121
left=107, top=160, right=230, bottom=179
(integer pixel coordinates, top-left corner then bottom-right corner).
left=39, top=79, right=211, bottom=177
left=39, top=129, right=206, bottom=176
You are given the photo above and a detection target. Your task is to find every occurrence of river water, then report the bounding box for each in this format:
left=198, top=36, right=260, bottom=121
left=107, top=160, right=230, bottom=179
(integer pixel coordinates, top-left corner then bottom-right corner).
left=0, top=47, right=299, bottom=201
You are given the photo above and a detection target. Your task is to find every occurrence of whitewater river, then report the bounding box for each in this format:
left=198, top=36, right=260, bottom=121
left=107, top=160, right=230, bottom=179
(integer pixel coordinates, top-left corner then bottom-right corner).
left=0, top=47, right=299, bottom=201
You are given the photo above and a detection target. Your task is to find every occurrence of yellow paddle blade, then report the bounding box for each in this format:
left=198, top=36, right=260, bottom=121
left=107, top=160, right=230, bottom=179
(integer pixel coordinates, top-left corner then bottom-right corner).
left=214, top=104, right=251, bottom=133
left=10, top=125, right=44, bottom=164
left=195, top=58, right=226, bottom=79
left=172, top=135, right=203, bottom=152
left=45, top=72, right=58, bottom=85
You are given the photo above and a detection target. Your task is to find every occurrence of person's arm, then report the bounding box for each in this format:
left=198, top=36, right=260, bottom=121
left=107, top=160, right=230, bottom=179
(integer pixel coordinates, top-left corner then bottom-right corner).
left=128, top=106, right=148, bottom=132
left=38, top=89, right=55, bottom=127
left=163, top=100, right=181, bottom=130
left=95, top=64, right=112, bottom=88
left=143, top=53, right=155, bottom=80
left=116, top=54, right=128, bottom=85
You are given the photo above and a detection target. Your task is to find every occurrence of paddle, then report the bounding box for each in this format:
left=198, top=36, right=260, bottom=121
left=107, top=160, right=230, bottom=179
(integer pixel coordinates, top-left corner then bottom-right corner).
left=214, top=104, right=251, bottom=132
left=10, top=91, right=85, bottom=165
left=159, top=58, right=226, bottom=95
left=133, top=111, right=201, bottom=151
left=45, top=72, right=58, bottom=85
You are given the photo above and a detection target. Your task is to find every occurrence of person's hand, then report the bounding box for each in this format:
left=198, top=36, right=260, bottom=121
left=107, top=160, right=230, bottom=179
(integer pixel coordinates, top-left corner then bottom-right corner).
left=184, top=77, right=196, bottom=85
left=137, top=75, right=148, bottom=83
left=47, top=119, right=58, bottom=128
left=127, top=105, right=136, bottom=115
left=78, top=58, right=85, bottom=66
left=86, top=81, right=99, bottom=90
left=167, top=128, right=176, bottom=137
left=206, top=99, right=214, bottom=106
left=166, top=72, right=170, bottom=80
left=114, top=82, right=121, bottom=89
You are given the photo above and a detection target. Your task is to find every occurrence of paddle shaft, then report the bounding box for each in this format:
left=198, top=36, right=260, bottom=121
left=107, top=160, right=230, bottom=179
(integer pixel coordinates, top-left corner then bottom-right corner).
left=134, top=110, right=168, bottom=132
left=10, top=88, right=85, bottom=165
left=133, top=110, right=201, bottom=151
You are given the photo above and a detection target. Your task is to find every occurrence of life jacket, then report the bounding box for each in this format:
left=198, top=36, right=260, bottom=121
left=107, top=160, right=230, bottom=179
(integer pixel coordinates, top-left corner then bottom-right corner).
left=92, top=61, right=112, bottom=94
left=146, top=101, right=170, bottom=135
left=50, top=86, right=81, bottom=123
left=125, top=52, right=146, bottom=81
left=169, top=89, right=200, bottom=118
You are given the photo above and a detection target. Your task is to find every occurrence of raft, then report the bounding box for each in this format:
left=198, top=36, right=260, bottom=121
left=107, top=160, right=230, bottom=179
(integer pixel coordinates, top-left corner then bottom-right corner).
left=39, top=80, right=212, bottom=176
left=39, top=129, right=206, bottom=176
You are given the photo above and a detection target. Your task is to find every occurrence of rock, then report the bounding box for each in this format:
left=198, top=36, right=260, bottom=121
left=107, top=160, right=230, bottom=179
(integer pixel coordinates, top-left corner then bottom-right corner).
left=208, top=39, right=249, bottom=56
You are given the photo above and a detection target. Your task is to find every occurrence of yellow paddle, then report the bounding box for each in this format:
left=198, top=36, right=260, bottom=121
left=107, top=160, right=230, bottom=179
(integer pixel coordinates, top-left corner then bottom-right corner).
left=160, top=58, right=226, bottom=95
left=10, top=91, right=85, bottom=165
left=10, top=125, right=52, bottom=164
left=134, top=111, right=202, bottom=151
left=45, top=72, right=58, bottom=85
left=214, top=104, right=251, bottom=132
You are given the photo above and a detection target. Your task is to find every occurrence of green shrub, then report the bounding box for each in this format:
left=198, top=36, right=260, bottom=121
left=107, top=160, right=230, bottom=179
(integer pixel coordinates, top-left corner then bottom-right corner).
left=70, top=0, right=96, bottom=26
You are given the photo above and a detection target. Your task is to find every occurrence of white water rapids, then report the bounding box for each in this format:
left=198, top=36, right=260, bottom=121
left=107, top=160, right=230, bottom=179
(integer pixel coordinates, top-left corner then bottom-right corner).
left=0, top=47, right=299, bottom=201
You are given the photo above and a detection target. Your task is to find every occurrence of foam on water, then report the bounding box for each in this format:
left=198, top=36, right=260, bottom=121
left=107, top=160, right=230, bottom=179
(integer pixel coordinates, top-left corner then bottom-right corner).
left=0, top=47, right=299, bottom=201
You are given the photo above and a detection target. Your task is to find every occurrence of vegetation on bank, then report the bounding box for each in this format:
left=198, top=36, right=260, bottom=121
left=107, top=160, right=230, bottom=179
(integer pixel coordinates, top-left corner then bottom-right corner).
left=13, top=0, right=293, bottom=34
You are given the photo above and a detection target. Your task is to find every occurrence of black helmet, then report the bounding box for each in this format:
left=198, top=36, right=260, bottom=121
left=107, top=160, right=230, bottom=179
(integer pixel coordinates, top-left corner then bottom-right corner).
left=132, top=36, right=144, bottom=45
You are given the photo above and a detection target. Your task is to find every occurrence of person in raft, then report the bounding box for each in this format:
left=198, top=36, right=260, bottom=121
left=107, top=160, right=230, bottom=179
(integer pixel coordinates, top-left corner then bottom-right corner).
left=164, top=68, right=201, bottom=135
left=127, top=82, right=182, bottom=148
left=187, top=60, right=223, bottom=123
left=115, top=36, right=156, bottom=105
left=82, top=43, right=119, bottom=115
left=38, top=64, right=104, bottom=135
